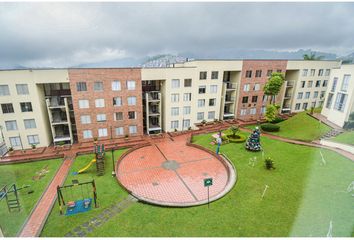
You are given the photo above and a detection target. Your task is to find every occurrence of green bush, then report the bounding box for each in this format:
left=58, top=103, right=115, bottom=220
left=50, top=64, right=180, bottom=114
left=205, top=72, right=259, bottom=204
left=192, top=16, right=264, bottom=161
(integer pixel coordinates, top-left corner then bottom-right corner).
left=261, top=123, right=280, bottom=132
left=226, top=134, right=246, bottom=143
left=265, top=157, right=275, bottom=170
left=271, top=117, right=284, bottom=124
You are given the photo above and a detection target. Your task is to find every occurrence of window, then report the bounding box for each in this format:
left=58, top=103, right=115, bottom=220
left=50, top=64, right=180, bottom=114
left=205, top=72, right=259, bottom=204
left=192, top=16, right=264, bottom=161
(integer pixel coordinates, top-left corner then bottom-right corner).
left=1, top=103, right=14, bottom=114
left=128, top=111, right=136, bottom=119
left=302, top=102, right=308, bottom=110
left=208, top=111, right=215, bottom=119
left=301, top=81, right=305, bottom=88
left=243, top=84, right=250, bottom=92
left=5, top=120, right=17, bottom=131
left=96, top=114, right=106, bottom=122
left=209, top=98, right=216, bottom=106
left=211, top=71, right=218, bottom=79
left=16, top=84, right=29, bottom=95
left=129, top=125, right=137, bottom=134
left=9, top=136, right=21, bottom=147
left=322, top=80, right=328, bottom=87
left=260, top=106, right=266, bottom=114
left=334, top=93, right=348, bottom=112
left=76, top=82, right=87, bottom=91
left=20, top=102, right=33, bottom=112
left=80, top=115, right=91, bottom=124
left=315, top=80, right=321, bottom=87
left=245, top=70, right=252, bottom=78
left=255, top=70, right=262, bottom=77
left=210, top=85, right=218, bottom=93
left=171, top=107, right=179, bottom=116
left=250, top=108, right=256, bottom=115
left=115, top=127, right=124, bottom=136
left=314, top=91, right=319, bottom=98
left=341, top=75, right=351, bottom=92
left=171, top=93, right=179, bottom=102
left=252, top=96, right=258, bottom=103
left=307, top=81, right=313, bottom=88
left=302, top=69, right=308, bottom=77
left=127, top=96, right=137, bottom=106
left=83, top=130, right=93, bottom=139
left=199, top=71, right=207, bottom=80
left=171, top=79, right=180, bottom=88
left=326, top=93, right=334, bottom=109
left=198, top=99, right=205, bottom=107
left=27, top=135, right=39, bottom=145
left=127, top=80, right=136, bottom=90
left=295, top=103, right=301, bottom=110
left=310, top=69, right=315, bottom=76
left=183, top=106, right=191, bottom=115
left=267, top=70, right=273, bottom=77
left=242, top=96, right=248, bottom=103
left=115, top=112, right=123, bottom=121
left=253, top=83, right=260, bottom=91
left=113, top=97, right=122, bottom=106
left=78, top=100, right=89, bottom=109
left=95, top=99, right=105, bottom=108
left=262, top=95, right=267, bottom=103
left=331, top=78, right=338, bottom=92
left=171, top=121, right=179, bottom=129
left=183, top=93, right=191, bottom=102
left=318, top=69, right=324, bottom=76
left=305, top=92, right=311, bottom=99
left=112, top=80, right=121, bottom=91
left=0, top=85, right=10, bottom=96
left=240, top=109, right=247, bottom=116
left=325, top=69, right=330, bottom=76
left=297, top=92, right=303, bottom=99
left=183, top=119, right=190, bottom=128
left=184, top=79, right=192, bottom=87
left=320, top=91, right=326, bottom=98
left=276, top=69, right=282, bottom=73
left=24, top=119, right=36, bottom=129
left=94, top=82, right=103, bottom=91
left=197, top=112, right=204, bottom=121
left=98, top=128, right=108, bottom=137
left=198, top=86, right=206, bottom=94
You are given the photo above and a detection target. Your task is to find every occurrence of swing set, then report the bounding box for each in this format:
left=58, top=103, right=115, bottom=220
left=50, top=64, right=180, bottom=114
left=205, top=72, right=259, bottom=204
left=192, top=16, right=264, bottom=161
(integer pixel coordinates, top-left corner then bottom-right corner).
left=57, top=179, right=98, bottom=216
left=0, top=184, right=32, bottom=212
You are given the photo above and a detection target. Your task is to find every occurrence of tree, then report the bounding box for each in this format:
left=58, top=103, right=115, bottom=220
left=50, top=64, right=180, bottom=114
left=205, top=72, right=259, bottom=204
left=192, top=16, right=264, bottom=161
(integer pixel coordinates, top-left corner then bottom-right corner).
left=303, top=52, right=324, bottom=60
left=265, top=104, right=278, bottom=122
left=229, top=125, right=239, bottom=137
left=263, top=72, right=285, bottom=104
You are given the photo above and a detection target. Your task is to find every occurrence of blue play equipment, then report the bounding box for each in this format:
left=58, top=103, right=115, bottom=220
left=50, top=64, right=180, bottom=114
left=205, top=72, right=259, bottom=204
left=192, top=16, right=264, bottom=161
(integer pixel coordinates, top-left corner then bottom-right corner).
left=65, top=198, right=92, bottom=216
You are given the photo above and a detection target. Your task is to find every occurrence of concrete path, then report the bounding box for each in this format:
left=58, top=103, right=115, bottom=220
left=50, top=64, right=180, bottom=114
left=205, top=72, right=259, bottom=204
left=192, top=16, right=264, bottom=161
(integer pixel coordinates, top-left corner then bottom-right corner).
left=18, top=155, right=74, bottom=237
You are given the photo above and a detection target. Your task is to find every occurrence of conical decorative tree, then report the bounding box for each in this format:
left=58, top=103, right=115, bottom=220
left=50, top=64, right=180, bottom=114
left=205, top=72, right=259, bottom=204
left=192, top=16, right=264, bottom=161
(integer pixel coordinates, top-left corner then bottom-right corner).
left=245, top=127, right=262, bottom=151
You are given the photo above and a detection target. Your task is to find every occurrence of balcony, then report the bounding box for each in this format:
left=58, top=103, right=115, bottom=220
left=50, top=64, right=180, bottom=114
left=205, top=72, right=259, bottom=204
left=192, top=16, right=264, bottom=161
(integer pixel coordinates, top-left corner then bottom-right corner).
left=45, top=89, right=71, bottom=97
left=223, top=112, right=234, bottom=117
left=149, top=110, right=160, bottom=115
left=284, top=93, right=292, bottom=99
left=286, top=80, right=295, bottom=87
left=148, top=124, right=161, bottom=131
left=147, top=92, right=160, bottom=101
left=48, top=97, right=66, bottom=108
left=225, top=82, right=237, bottom=90
left=225, top=96, right=235, bottom=103
left=53, top=135, right=71, bottom=143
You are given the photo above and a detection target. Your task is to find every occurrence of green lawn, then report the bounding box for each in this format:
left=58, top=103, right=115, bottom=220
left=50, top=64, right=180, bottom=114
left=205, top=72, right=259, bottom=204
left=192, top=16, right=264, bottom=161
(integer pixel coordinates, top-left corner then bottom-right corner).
left=0, top=159, right=62, bottom=237
left=331, top=131, right=354, bottom=146
left=41, top=131, right=354, bottom=237
left=246, top=111, right=331, bottom=142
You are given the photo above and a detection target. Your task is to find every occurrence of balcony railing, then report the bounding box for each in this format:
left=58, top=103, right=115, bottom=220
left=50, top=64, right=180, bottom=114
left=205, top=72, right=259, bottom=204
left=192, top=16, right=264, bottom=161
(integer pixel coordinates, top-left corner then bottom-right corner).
left=149, top=110, right=160, bottom=115
left=286, top=80, right=295, bottom=87
left=148, top=93, right=160, bottom=101
left=225, top=82, right=236, bottom=89
left=225, top=96, right=235, bottom=102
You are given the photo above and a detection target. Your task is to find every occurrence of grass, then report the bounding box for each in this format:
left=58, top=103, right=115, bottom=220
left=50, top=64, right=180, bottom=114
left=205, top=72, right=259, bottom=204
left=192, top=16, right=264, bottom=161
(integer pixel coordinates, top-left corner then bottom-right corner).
left=246, top=111, right=331, bottom=142
left=41, top=131, right=354, bottom=237
left=331, top=131, right=354, bottom=146
left=40, top=149, right=128, bottom=237
left=0, top=159, right=62, bottom=237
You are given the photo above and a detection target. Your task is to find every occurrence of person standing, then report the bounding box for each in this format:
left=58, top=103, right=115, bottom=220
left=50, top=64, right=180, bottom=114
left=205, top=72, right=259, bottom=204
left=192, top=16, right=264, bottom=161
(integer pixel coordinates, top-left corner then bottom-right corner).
left=216, top=135, right=222, bottom=155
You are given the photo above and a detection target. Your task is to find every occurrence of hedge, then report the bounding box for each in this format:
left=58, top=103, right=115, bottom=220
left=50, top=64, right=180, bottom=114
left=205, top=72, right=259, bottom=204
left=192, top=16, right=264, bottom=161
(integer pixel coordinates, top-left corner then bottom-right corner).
left=261, top=123, right=280, bottom=132
left=226, top=134, right=247, bottom=143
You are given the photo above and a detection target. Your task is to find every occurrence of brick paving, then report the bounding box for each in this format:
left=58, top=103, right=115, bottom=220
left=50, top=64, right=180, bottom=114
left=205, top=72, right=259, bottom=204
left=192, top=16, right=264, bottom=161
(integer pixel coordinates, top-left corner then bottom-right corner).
left=116, top=136, right=236, bottom=206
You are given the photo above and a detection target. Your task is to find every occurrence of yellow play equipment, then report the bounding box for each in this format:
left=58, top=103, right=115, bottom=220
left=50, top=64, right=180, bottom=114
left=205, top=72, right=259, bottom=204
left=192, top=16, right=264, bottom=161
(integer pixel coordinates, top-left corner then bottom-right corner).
left=77, top=159, right=96, bottom=174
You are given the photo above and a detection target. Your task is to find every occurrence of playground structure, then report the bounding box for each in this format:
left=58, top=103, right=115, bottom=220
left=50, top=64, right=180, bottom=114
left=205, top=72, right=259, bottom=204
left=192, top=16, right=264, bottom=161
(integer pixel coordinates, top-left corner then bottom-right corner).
left=76, top=144, right=105, bottom=176
left=0, top=184, right=31, bottom=212
left=57, top=179, right=98, bottom=216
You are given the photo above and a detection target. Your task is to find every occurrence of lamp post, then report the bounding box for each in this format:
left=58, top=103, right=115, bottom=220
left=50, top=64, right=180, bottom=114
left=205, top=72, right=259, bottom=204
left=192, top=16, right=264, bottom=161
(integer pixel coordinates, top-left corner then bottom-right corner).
left=111, top=144, right=117, bottom=177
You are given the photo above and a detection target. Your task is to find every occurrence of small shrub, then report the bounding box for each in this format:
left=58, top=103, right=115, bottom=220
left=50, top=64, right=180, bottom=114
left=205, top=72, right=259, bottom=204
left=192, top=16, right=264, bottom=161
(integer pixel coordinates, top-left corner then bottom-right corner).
left=226, top=134, right=246, bottom=143
left=8, top=146, right=14, bottom=152
left=261, top=123, right=280, bottom=132
left=93, top=137, right=98, bottom=142
left=188, top=126, right=192, bottom=131
left=174, top=128, right=177, bottom=132
left=31, top=144, right=36, bottom=149
left=201, top=119, right=207, bottom=125
left=229, top=125, right=239, bottom=137
left=58, top=141, right=65, bottom=146
left=124, top=134, right=129, bottom=139
left=265, top=157, right=275, bottom=170
left=271, top=117, right=284, bottom=124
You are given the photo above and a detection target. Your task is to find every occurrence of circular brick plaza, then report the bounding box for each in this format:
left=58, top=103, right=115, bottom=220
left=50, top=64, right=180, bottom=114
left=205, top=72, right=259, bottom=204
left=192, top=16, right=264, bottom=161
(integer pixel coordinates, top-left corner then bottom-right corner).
left=116, top=136, right=236, bottom=207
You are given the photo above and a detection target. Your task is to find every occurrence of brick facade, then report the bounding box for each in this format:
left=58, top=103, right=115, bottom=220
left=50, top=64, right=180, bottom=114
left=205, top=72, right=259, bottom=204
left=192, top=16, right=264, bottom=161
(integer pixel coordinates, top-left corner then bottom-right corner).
left=237, top=60, right=288, bottom=121
left=68, top=68, right=143, bottom=143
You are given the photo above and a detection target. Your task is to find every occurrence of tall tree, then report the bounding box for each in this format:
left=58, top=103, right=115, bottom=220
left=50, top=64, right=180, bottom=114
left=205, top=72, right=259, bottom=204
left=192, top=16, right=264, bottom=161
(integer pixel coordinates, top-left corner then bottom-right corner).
left=303, top=52, right=324, bottom=60
left=263, top=72, right=285, bottom=104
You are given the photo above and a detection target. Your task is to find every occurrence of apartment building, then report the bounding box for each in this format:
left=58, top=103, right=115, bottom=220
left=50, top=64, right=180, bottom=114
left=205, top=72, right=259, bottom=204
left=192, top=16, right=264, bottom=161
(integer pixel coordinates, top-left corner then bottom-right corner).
left=281, top=60, right=341, bottom=113
left=321, top=64, right=354, bottom=127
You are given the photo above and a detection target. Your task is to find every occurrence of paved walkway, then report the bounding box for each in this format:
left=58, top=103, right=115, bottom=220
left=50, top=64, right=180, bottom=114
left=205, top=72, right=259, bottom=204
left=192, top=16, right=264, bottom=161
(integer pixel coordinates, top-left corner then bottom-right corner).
left=311, top=113, right=343, bottom=130
left=18, top=155, right=74, bottom=237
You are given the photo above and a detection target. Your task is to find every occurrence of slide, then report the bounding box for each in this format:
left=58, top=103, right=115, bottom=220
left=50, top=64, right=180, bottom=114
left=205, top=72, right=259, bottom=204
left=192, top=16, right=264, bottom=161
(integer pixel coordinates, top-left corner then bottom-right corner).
left=77, top=159, right=96, bottom=174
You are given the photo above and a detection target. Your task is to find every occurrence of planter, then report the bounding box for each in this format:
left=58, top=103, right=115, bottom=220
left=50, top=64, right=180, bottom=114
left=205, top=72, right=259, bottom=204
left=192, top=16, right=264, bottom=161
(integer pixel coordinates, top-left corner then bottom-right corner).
left=226, top=134, right=247, bottom=143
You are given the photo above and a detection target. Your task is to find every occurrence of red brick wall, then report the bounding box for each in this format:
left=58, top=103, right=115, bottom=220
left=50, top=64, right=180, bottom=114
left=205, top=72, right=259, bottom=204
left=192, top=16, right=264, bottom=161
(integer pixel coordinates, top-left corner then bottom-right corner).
left=237, top=60, right=288, bottom=122
left=68, top=68, right=143, bottom=143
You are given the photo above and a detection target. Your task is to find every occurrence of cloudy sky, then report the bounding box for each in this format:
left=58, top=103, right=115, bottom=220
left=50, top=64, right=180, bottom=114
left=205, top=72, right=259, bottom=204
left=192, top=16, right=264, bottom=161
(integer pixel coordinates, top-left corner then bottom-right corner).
left=0, top=2, right=354, bottom=67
